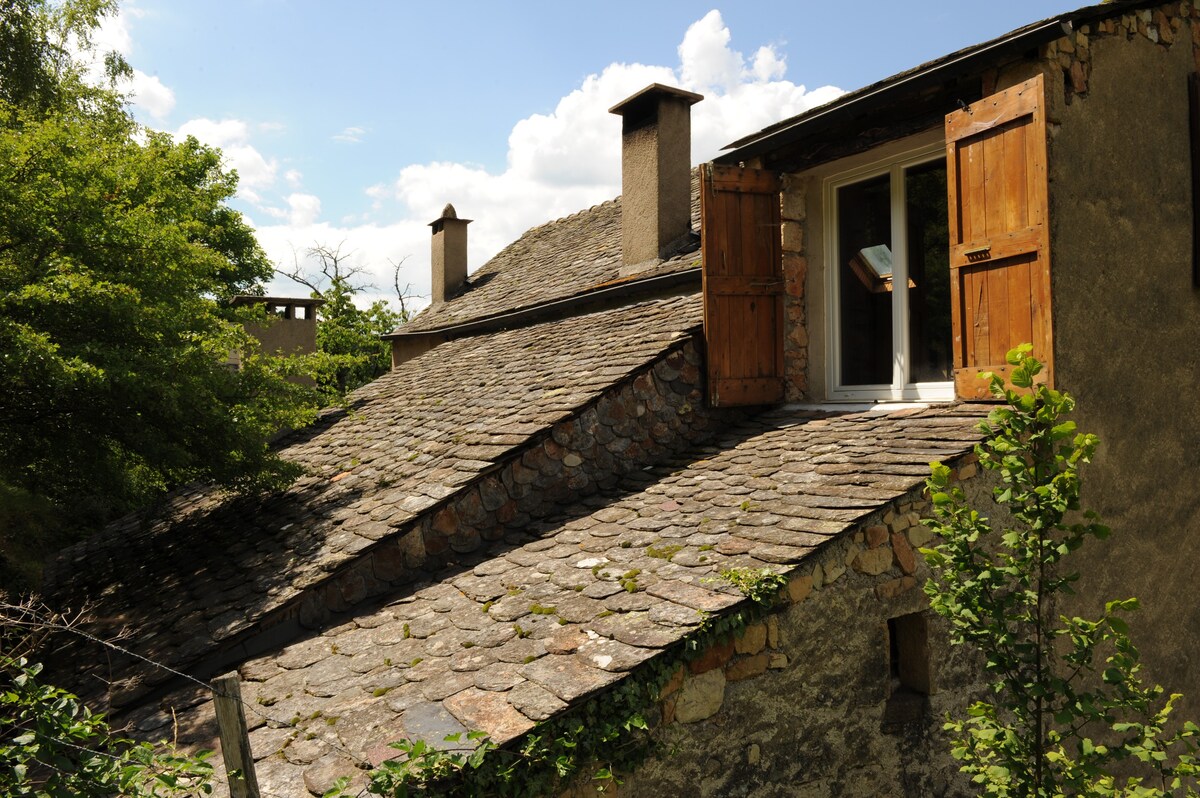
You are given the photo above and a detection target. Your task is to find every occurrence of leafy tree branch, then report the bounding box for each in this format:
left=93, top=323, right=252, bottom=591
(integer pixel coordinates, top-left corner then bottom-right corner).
left=923, top=345, right=1200, bottom=796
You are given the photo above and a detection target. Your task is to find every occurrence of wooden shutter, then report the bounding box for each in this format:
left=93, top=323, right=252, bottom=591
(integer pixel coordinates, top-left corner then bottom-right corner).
left=945, top=73, right=1053, bottom=398
left=701, top=163, right=784, bottom=406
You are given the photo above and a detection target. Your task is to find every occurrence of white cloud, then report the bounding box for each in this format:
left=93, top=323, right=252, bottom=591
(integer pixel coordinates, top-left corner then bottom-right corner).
left=286, top=193, right=322, bottom=226
left=333, top=126, right=366, bottom=143
left=175, top=118, right=249, bottom=149
left=129, top=70, right=175, bottom=120
left=89, top=4, right=136, bottom=58
left=678, top=10, right=745, bottom=92
left=284, top=169, right=304, bottom=189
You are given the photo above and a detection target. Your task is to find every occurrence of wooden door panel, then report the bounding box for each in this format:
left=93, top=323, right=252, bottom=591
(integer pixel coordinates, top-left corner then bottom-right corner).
left=701, top=163, right=784, bottom=407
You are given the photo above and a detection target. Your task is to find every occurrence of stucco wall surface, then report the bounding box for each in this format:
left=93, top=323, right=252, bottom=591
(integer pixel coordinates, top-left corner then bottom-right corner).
left=1045, top=5, right=1200, bottom=713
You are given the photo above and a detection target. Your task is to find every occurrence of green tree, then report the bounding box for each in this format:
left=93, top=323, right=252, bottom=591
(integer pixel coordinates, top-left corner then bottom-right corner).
left=923, top=345, right=1200, bottom=796
left=0, top=0, right=321, bottom=568
left=279, top=242, right=408, bottom=400
left=0, top=0, right=126, bottom=115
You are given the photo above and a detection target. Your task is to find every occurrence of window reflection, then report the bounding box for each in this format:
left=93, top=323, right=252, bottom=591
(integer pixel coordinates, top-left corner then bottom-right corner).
left=838, top=174, right=893, bottom=386
left=905, top=161, right=951, bottom=383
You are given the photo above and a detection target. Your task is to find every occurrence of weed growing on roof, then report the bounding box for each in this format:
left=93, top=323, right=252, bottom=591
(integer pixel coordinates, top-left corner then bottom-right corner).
left=714, top=567, right=787, bottom=608
left=529, top=604, right=556, bottom=616
left=646, top=543, right=681, bottom=561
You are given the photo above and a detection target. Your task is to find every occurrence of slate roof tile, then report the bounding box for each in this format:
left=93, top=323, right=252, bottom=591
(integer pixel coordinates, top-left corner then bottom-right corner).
left=140, top=403, right=989, bottom=796
left=43, top=294, right=701, bottom=702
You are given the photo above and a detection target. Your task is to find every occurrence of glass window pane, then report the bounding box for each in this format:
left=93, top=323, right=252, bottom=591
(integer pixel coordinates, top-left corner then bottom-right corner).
left=837, top=174, right=892, bottom=386
left=904, top=160, right=951, bottom=383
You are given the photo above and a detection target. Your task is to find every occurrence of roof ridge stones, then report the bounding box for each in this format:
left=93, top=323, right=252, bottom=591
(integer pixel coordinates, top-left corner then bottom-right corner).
left=401, top=174, right=702, bottom=335
left=43, top=294, right=729, bottom=713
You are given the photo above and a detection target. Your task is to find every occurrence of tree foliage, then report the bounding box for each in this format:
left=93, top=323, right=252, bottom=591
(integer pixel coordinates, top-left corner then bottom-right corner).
left=923, top=345, right=1200, bottom=796
left=0, top=0, right=321, bottom=545
left=0, top=0, right=127, bottom=115
left=0, top=657, right=214, bottom=797
left=0, top=597, right=214, bottom=797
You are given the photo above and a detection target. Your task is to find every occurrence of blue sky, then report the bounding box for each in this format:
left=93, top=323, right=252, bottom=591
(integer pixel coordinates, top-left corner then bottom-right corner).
left=99, top=1, right=1082, bottom=307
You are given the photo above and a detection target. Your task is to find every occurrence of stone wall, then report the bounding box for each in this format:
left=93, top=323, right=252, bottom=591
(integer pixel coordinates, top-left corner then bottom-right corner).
left=780, top=175, right=809, bottom=401
left=613, top=460, right=986, bottom=797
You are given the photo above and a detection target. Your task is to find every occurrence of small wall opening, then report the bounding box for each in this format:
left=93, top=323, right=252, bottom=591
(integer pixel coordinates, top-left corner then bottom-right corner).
left=883, top=612, right=931, bottom=731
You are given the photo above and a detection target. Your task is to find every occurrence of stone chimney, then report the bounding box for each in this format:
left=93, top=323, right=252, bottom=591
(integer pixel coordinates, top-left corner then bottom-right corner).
left=429, top=203, right=471, bottom=304
left=608, top=84, right=703, bottom=270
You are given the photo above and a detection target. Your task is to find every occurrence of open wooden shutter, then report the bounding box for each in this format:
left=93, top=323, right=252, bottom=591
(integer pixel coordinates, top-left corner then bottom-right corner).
left=701, top=163, right=784, bottom=407
left=945, top=73, right=1053, bottom=398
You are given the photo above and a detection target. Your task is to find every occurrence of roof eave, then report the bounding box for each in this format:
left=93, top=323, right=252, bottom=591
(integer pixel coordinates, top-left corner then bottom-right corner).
left=383, top=267, right=702, bottom=341
left=715, top=18, right=1071, bottom=167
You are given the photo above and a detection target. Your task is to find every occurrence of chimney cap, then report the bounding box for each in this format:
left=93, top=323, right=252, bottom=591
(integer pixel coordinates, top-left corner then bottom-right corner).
left=429, top=203, right=472, bottom=227
left=608, top=83, right=703, bottom=117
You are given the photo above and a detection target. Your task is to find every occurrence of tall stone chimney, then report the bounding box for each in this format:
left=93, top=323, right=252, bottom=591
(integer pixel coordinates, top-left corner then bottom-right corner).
left=429, top=203, right=471, bottom=304
left=608, top=84, right=703, bottom=269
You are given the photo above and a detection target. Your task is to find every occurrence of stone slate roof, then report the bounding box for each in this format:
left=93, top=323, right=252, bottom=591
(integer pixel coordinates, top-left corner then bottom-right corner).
left=129, top=402, right=989, bottom=797
left=401, top=179, right=701, bottom=334
left=43, top=294, right=703, bottom=708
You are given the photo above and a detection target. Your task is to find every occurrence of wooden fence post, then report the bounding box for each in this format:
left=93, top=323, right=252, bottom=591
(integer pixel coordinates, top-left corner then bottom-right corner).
left=212, top=673, right=261, bottom=798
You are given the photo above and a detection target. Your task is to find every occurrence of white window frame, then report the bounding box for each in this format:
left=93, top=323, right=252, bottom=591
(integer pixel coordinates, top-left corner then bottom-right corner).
left=823, top=142, right=953, bottom=402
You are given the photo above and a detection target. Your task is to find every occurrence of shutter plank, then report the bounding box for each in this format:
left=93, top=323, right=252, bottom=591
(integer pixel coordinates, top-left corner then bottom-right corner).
left=966, top=139, right=987, bottom=243
left=1003, top=121, right=1029, bottom=231
left=950, top=227, right=1043, bottom=265
left=1007, top=252, right=1033, bottom=363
